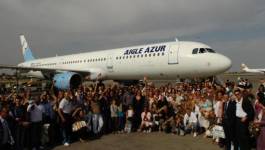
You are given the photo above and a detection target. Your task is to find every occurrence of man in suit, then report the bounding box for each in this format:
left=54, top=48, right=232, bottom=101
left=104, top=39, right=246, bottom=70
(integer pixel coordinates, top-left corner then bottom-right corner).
left=0, top=104, right=14, bottom=149
left=222, top=93, right=236, bottom=150
left=234, top=89, right=255, bottom=150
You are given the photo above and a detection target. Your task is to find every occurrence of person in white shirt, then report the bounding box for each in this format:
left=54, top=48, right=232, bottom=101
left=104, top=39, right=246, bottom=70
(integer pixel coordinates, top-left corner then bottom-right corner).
left=140, top=107, right=152, bottom=133
left=125, top=105, right=134, bottom=133
left=27, top=100, right=44, bottom=123
left=234, top=89, right=254, bottom=150
left=27, top=99, right=44, bottom=150
left=110, top=99, right=118, bottom=133
left=183, top=109, right=199, bottom=137
left=175, top=91, right=184, bottom=105
left=58, top=92, right=74, bottom=146
left=214, top=92, right=224, bottom=124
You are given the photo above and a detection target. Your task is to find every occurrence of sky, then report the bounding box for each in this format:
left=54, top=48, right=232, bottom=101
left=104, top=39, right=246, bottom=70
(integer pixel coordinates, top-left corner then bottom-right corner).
left=0, top=0, right=265, bottom=72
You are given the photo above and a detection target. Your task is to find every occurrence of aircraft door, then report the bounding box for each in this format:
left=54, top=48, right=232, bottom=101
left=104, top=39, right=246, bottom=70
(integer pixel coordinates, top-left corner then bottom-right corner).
left=168, top=43, right=179, bottom=64
left=58, top=57, right=64, bottom=68
left=106, top=55, right=113, bottom=72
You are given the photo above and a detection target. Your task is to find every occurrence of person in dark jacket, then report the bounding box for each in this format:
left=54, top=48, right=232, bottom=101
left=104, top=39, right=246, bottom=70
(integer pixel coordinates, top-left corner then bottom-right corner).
left=132, top=91, right=145, bottom=131
left=11, top=96, right=27, bottom=150
left=222, top=93, right=236, bottom=150
left=233, top=89, right=255, bottom=150
left=0, top=104, right=14, bottom=149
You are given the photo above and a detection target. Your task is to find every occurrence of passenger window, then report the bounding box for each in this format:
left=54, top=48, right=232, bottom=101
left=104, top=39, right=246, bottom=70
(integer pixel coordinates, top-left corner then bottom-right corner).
left=192, top=48, right=198, bottom=54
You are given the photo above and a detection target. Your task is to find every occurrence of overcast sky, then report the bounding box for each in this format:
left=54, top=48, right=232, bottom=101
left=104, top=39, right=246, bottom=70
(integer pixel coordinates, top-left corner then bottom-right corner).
left=0, top=0, right=265, bottom=71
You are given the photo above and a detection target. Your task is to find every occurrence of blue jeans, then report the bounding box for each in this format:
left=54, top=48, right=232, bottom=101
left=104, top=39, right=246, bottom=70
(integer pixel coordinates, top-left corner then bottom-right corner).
left=61, top=113, right=71, bottom=144
left=61, top=128, right=70, bottom=144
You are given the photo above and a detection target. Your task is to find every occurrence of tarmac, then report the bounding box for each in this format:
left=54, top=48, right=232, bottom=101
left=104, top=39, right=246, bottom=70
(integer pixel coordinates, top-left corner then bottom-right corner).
left=53, top=132, right=220, bottom=150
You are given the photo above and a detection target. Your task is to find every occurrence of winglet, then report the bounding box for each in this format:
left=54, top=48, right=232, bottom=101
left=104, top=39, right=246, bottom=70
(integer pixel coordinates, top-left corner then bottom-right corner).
left=20, top=35, right=35, bottom=62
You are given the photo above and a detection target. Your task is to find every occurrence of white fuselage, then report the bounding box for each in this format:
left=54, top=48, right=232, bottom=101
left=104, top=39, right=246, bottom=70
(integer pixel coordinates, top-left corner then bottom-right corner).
left=18, top=41, right=232, bottom=80
left=243, top=68, right=265, bottom=74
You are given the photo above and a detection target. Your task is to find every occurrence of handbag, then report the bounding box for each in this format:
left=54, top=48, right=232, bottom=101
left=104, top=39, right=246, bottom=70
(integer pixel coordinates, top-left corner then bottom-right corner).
left=212, top=125, right=225, bottom=139
left=249, top=110, right=263, bottom=137
left=72, top=121, right=87, bottom=132
left=249, top=122, right=261, bottom=138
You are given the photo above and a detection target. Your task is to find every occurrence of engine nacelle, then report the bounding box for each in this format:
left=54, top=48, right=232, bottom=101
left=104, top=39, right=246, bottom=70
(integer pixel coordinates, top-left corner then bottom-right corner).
left=53, top=72, right=82, bottom=90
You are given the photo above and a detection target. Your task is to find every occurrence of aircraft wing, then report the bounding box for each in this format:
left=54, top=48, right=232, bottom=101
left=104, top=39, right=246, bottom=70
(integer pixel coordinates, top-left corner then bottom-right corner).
left=0, top=64, right=91, bottom=74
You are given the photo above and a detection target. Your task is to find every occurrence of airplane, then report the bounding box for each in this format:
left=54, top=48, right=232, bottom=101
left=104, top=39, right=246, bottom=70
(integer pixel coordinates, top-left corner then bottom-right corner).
left=241, top=63, right=265, bottom=74
left=0, top=35, right=232, bottom=90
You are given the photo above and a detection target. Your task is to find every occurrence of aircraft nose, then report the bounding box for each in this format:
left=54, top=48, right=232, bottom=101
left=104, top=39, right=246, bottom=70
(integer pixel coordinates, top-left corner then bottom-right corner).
left=219, top=55, right=232, bottom=72
left=207, top=54, right=232, bottom=74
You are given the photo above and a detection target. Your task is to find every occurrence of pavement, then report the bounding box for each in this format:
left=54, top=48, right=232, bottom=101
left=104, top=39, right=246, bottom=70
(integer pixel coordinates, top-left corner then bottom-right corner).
left=53, top=132, right=221, bottom=150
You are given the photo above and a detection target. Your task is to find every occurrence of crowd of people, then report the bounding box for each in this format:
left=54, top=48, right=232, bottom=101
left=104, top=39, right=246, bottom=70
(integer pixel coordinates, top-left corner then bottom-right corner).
left=0, top=78, right=265, bottom=150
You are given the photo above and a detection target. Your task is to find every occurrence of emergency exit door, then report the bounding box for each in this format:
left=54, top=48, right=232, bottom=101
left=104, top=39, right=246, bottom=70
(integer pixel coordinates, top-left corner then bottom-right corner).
left=168, top=43, right=179, bottom=64
left=106, top=55, right=113, bottom=72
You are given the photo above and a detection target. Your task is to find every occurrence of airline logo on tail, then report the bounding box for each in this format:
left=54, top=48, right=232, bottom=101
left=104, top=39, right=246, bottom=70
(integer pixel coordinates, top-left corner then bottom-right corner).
left=20, top=35, right=35, bottom=61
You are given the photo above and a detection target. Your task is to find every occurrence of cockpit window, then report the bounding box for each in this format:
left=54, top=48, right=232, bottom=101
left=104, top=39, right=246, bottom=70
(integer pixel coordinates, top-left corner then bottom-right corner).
left=206, top=48, right=216, bottom=53
left=199, top=48, right=206, bottom=53
left=192, top=48, right=216, bottom=54
left=192, top=48, right=198, bottom=54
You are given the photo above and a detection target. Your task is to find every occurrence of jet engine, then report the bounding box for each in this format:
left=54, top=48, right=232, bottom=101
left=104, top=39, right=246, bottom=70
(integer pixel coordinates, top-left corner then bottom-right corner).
left=53, top=72, right=82, bottom=90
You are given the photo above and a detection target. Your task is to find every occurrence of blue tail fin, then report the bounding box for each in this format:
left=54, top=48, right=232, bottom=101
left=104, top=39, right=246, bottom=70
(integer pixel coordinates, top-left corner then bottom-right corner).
left=20, top=35, right=35, bottom=62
